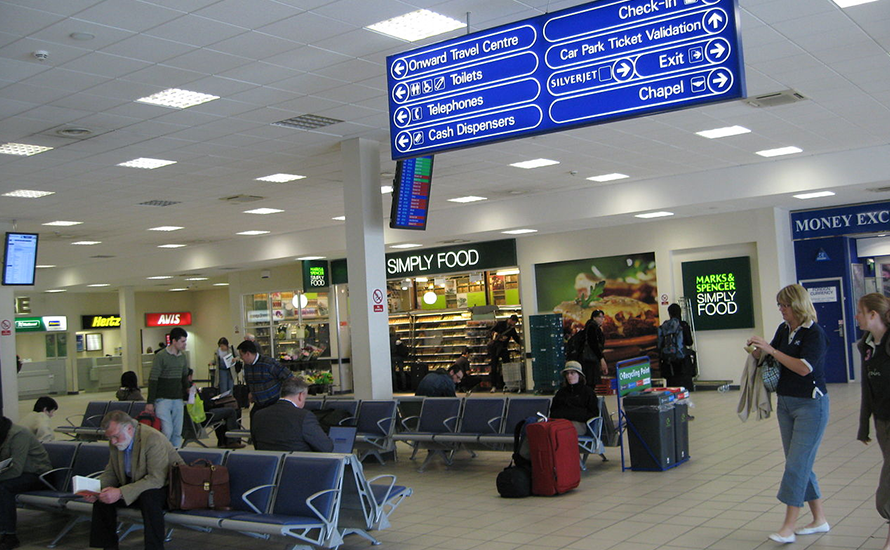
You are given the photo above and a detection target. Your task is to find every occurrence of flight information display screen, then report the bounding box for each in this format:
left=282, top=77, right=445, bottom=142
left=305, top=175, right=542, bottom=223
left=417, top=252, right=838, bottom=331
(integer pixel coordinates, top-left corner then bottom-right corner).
left=390, top=155, right=433, bottom=230
left=2, top=232, right=39, bottom=286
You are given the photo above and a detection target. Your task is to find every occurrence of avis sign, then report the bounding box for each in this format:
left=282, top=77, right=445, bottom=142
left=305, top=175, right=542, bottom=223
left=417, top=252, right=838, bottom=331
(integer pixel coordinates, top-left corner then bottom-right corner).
left=681, top=256, right=754, bottom=331
left=145, top=312, right=192, bottom=327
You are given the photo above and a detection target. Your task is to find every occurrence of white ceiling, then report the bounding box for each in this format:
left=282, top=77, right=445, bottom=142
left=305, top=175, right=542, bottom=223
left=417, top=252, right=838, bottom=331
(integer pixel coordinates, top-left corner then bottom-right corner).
left=2, top=0, right=890, bottom=293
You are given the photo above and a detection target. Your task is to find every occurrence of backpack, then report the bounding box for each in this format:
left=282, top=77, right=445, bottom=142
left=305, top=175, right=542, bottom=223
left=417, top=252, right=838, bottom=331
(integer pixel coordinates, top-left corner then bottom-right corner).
left=565, top=330, right=586, bottom=362
left=658, top=318, right=685, bottom=361
left=137, top=410, right=162, bottom=431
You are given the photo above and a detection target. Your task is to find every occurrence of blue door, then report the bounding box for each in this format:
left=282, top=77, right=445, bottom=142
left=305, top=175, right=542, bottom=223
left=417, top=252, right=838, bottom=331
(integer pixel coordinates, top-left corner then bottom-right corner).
left=800, top=278, right=849, bottom=383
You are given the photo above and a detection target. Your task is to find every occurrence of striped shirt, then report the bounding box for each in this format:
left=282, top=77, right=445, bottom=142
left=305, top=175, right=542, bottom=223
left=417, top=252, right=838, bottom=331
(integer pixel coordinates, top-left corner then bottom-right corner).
left=243, top=354, right=292, bottom=407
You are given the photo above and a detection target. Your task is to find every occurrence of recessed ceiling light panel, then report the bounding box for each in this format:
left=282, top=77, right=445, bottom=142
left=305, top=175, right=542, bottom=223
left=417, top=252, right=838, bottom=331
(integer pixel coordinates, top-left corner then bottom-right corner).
left=255, top=173, right=306, bottom=183
left=332, top=216, right=346, bottom=221
left=36, top=265, right=56, bottom=269
left=832, top=0, right=878, bottom=7
left=243, top=208, right=284, bottom=215
left=502, top=229, right=538, bottom=235
left=696, top=126, right=751, bottom=139
left=3, top=189, right=54, bottom=198
left=756, top=146, right=802, bottom=158
left=146, top=276, right=173, bottom=280
left=137, top=88, right=219, bottom=109
left=635, top=211, right=674, bottom=219
left=213, top=282, right=229, bottom=286
left=272, top=114, right=343, bottom=130
left=45, top=289, right=66, bottom=293
left=509, top=158, right=560, bottom=169
left=448, top=196, right=487, bottom=203
left=43, top=220, right=83, bottom=226
left=587, top=173, right=629, bottom=183
left=148, top=226, right=183, bottom=232
left=72, top=240, right=101, bottom=245
left=794, top=191, right=836, bottom=200
left=87, top=283, right=109, bottom=287
left=158, top=244, right=186, bottom=249
left=0, top=142, right=53, bottom=156
left=236, top=230, right=270, bottom=236
left=185, top=277, right=208, bottom=281
left=118, top=158, right=176, bottom=169
left=297, top=256, right=326, bottom=260
left=367, top=9, right=465, bottom=42
left=390, top=243, right=423, bottom=249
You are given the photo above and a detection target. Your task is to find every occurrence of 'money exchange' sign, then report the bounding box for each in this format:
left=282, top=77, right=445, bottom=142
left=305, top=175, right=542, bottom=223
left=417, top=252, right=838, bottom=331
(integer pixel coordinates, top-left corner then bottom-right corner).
left=681, top=256, right=754, bottom=331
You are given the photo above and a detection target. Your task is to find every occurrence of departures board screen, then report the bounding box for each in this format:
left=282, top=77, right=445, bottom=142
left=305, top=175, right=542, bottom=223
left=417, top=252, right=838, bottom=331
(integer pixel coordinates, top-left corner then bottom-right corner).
left=390, top=156, right=434, bottom=230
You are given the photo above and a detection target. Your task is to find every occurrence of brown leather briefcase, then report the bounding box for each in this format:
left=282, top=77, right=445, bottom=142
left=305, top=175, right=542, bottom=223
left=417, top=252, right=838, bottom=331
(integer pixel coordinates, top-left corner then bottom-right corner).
left=167, top=459, right=231, bottom=511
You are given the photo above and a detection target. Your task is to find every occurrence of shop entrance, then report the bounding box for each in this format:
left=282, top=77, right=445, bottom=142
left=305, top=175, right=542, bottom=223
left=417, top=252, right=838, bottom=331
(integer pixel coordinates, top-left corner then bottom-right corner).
left=800, top=278, right=850, bottom=383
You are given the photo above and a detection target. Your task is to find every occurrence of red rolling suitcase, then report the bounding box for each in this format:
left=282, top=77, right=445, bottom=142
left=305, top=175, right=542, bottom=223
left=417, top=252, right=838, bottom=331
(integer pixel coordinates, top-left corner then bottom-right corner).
left=526, top=419, right=581, bottom=496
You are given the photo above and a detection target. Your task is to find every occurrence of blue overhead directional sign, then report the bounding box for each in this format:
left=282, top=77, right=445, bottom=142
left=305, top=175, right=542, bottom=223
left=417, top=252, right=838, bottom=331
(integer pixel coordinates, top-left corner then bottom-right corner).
left=387, top=0, right=745, bottom=160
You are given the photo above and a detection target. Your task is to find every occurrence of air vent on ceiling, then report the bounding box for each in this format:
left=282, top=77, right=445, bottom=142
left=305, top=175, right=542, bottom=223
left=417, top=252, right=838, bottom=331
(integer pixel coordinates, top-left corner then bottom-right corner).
left=90, top=254, right=115, bottom=259
left=139, top=200, right=181, bottom=207
left=220, top=194, right=264, bottom=204
left=219, top=267, right=238, bottom=271
left=744, top=89, right=807, bottom=108
left=868, top=186, right=890, bottom=193
left=272, top=114, right=344, bottom=130
left=438, top=239, right=471, bottom=244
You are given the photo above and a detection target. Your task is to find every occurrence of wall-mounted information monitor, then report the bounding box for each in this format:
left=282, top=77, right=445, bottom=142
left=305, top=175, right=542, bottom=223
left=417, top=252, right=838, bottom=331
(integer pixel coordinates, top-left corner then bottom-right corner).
left=390, top=155, right=433, bottom=230
left=2, top=232, right=39, bottom=286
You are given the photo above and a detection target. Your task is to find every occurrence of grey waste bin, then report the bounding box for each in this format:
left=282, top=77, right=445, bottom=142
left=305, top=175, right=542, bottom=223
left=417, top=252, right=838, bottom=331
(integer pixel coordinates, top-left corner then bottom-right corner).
left=624, top=393, right=676, bottom=471
left=673, top=401, right=690, bottom=462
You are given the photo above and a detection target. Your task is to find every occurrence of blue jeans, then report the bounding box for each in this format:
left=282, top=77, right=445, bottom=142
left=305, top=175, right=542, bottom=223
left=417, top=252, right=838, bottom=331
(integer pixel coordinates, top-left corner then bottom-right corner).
left=154, top=398, right=184, bottom=447
left=218, top=368, right=233, bottom=395
left=776, top=393, right=830, bottom=507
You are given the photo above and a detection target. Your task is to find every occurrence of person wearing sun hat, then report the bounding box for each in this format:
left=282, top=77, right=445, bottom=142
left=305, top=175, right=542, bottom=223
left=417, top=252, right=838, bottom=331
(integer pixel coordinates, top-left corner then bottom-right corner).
left=550, top=361, right=600, bottom=437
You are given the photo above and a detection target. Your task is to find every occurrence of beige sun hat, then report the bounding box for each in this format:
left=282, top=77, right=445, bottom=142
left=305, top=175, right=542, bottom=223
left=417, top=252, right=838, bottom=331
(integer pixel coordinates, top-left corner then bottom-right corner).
left=561, top=361, right=585, bottom=378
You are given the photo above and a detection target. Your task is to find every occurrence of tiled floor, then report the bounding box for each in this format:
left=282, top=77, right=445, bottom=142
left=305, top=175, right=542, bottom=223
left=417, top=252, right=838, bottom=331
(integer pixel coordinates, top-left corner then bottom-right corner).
left=12, top=383, right=889, bottom=549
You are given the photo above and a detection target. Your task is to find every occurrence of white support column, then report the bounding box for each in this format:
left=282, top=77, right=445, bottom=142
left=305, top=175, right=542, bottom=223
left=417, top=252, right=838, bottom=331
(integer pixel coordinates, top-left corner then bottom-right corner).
left=341, top=138, right=393, bottom=400
left=119, top=286, right=139, bottom=376
left=0, top=222, right=19, bottom=418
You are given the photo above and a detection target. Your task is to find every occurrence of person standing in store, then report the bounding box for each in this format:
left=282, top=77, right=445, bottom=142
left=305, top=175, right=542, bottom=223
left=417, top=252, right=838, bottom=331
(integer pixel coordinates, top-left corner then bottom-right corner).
left=487, top=314, right=522, bottom=392
left=747, top=284, right=830, bottom=544
left=856, top=293, right=890, bottom=550
left=581, top=310, right=609, bottom=388
left=210, top=337, right=236, bottom=395
left=145, top=327, right=190, bottom=448
left=237, top=339, right=292, bottom=423
left=658, top=304, right=695, bottom=388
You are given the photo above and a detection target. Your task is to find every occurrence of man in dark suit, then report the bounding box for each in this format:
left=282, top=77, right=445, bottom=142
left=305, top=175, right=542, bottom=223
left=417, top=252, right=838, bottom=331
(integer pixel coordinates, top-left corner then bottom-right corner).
left=251, top=377, right=333, bottom=452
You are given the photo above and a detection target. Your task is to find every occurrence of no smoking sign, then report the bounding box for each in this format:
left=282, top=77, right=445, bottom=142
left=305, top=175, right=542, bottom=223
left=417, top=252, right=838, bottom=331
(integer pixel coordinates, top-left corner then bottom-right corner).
left=372, top=289, right=385, bottom=313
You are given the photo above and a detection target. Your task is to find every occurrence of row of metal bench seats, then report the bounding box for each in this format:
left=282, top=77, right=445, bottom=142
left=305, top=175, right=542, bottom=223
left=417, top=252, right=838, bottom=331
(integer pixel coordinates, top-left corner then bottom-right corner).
left=53, top=400, right=234, bottom=448
left=18, top=441, right=412, bottom=549
left=390, top=396, right=608, bottom=472
left=226, top=399, right=401, bottom=464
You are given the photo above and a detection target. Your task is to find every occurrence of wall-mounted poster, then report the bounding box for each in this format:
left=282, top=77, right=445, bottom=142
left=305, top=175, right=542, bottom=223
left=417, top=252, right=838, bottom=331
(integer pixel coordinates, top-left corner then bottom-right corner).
left=681, top=256, right=755, bottom=331
left=535, top=252, right=658, bottom=345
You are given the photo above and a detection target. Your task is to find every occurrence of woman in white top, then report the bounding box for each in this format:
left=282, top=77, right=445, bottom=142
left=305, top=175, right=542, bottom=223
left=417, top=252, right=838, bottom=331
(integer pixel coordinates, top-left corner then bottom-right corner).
left=21, top=396, right=57, bottom=443
left=211, top=337, right=236, bottom=394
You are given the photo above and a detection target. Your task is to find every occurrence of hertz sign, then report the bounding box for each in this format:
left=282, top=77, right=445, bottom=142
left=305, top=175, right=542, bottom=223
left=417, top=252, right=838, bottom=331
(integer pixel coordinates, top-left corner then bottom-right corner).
left=81, top=314, right=122, bottom=330
left=145, top=312, right=193, bottom=327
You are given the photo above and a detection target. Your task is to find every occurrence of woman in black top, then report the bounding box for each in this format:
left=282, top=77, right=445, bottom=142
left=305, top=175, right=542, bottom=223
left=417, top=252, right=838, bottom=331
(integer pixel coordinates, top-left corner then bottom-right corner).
left=856, top=293, right=890, bottom=550
left=550, top=361, right=599, bottom=437
left=748, top=284, right=829, bottom=544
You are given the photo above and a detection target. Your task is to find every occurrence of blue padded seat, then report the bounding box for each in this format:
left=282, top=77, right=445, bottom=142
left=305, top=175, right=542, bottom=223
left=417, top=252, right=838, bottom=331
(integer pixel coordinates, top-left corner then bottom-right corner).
left=437, top=398, right=506, bottom=444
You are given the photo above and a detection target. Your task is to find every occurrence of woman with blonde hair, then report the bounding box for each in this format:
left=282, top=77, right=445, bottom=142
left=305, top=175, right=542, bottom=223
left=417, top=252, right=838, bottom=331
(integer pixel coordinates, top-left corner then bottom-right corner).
left=747, top=283, right=830, bottom=543
left=856, top=292, right=890, bottom=550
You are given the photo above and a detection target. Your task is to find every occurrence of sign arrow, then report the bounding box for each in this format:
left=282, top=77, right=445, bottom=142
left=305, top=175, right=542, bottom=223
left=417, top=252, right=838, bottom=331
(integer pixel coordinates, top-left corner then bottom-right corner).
left=395, top=85, right=407, bottom=101
left=709, top=42, right=726, bottom=58
left=617, top=62, right=631, bottom=78
left=712, top=72, right=728, bottom=88
left=397, top=134, right=410, bottom=149
left=393, top=61, right=406, bottom=76
left=396, top=110, right=409, bottom=124
left=708, top=12, right=724, bottom=29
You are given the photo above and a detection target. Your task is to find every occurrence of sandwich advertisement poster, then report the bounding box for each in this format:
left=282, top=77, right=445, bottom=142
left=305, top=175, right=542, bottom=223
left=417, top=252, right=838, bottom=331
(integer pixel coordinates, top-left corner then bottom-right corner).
left=534, top=252, right=658, bottom=345
left=681, top=256, right=755, bottom=331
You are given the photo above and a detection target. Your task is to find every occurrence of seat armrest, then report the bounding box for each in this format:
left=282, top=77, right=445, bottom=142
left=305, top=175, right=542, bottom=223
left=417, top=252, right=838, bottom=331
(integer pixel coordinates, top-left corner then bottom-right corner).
left=443, top=415, right=459, bottom=432
left=306, top=488, right=341, bottom=530
left=377, top=416, right=393, bottom=435
left=366, top=474, right=397, bottom=504
left=63, top=414, right=83, bottom=427
left=400, top=415, right=419, bottom=432
left=586, top=417, right=603, bottom=439
left=486, top=416, right=502, bottom=432
left=39, top=467, right=71, bottom=490
left=240, top=483, right=277, bottom=515
left=339, top=415, right=356, bottom=426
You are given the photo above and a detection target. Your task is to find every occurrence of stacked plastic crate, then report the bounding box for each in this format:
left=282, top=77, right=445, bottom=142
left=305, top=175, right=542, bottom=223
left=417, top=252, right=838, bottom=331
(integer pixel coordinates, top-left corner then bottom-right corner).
left=529, top=313, right=565, bottom=393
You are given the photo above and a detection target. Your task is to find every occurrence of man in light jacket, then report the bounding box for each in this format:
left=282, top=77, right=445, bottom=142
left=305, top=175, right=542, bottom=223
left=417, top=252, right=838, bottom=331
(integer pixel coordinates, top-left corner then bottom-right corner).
left=84, top=410, right=183, bottom=550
